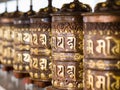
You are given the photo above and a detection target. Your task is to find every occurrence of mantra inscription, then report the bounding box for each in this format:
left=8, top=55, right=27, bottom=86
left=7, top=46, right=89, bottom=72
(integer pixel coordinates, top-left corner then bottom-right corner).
left=84, top=21, right=120, bottom=90
left=52, top=22, right=83, bottom=52
left=85, top=35, right=120, bottom=58
left=52, top=36, right=76, bottom=51
left=30, top=21, right=51, bottom=81
left=52, top=62, right=82, bottom=80
left=3, top=47, right=14, bottom=58
left=13, top=51, right=30, bottom=71
left=84, top=22, right=120, bottom=59
left=30, top=28, right=51, bottom=48
left=14, top=28, right=31, bottom=44
left=14, top=52, right=30, bottom=63
left=52, top=61, right=83, bottom=89
left=32, top=33, right=47, bottom=46
left=0, top=27, right=3, bottom=63
left=14, top=28, right=31, bottom=73
left=52, top=20, right=83, bottom=89
left=2, top=26, right=14, bottom=66
left=85, top=70, right=120, bottom=90
left=29, top=57, right=51, bottom=80
left=30, top=57, right=49, bottom=70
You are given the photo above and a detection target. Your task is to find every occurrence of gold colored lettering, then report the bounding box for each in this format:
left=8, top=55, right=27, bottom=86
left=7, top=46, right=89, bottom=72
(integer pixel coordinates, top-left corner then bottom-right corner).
left=23, top=33, right=30, bottom=43
left=96, top=76, right=105, bottom=90
left=57, top=37, right=64, bottom=49
left=86, top=71, right=94, bottom=90
left=17, top=53, right=22, bottom=63
left=7, top=47, right=11, bottom=58
left=32, top=34, right=38, bottom=45
left=39, top=34, right=47, bottom=46
left=4, top=30, right=8, bottom=39
left=0, top=29, right=3, bottom=38
left=11, top=31, right=15, bottom=39
left=112, top=39, right=120, bottom=55
left=105, top=37, right=112, bottom=55
left=23, top=53, right=30, bottom=63
left=17, top=32, right=22, bottom=42
left=108, top=73, right=120, bottom=90
left=86, top=39, right=94, bottom=54
left=7, top=29, right=10, bottom=40
left=53, top=64, right=57, bottom=77
left=67, top=37, right=76, bottom=50
left=105, top=73, right=111, bottom=90
left=57, top=65, right=64, bottom=78
left=96, top=40, right=106, bottom=55
left=11, top=49, right=14, bottom=58
left=32, top=58, right=39, bottom=69
left=3, top=48, right=7, bottom=57
left=0, top=44, right=2, bottom=54
left=39, top=58, right=47, bottom=70
left=52, top=37, right=57, bottom=49
left=3, top=47, right=11, bottom=57
left=67, top=66, right=76, bottom=80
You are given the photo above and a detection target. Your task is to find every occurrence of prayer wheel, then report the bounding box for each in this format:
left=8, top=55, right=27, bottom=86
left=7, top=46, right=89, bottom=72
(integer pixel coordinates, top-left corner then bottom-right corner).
left=51, top=0, right=91, bottom=90
left=0, top=2, right=16, bottom=71
left=83, top=0, right=120, bottom=90
left=29, top=0, right=59, bottom=86
left=13, top=0, right=35, bottom=78
left=0, top=15, right=2, bottom=65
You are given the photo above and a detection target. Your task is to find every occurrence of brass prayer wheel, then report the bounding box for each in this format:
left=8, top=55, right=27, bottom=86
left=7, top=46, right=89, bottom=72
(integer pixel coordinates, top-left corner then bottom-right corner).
left=83, top=0, right=120, bottom=90
left=0, top=3, right=15, bottom=71
left=0, top=13, right=6, bottom=65
left=29, top=0, right=59, bottom=83
left=0, top=1, right=23, bottom=72
left=0, top=12, right=7, bottom=65
left=13, top=0, right=35, bottom=78
left=1, top=15, right=14, bottom=71
left=0, top=9, right=9, bottom=66
left=84, top=69, right=120, bottom=90
left=51, top=0, right=91, bottom=90
left=0, top=18, right=2, bottom=65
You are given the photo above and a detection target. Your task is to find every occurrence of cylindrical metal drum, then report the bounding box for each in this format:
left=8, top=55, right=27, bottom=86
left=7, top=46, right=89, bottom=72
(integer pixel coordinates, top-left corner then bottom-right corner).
left=29, top=0, right=59, bottom=84
left=0, top=1, right=23, bottom=71
left=0, top=9, right=15, bottom=71
left=0, top=12, right=5, bottom=66
left=1, top=16, right=14, bottom=71
left=83, top=0, right=120, bottom=90
left=13, top=5, right=35, bottom=78
left=0, top=2, right=8, bottom=66
left=0, top=14, right=4, bottom=65
left=51, top=0, right=91, bottom=90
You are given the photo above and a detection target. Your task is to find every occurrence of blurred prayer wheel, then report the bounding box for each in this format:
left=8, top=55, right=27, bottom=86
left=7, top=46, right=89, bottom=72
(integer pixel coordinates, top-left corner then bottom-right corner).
left=0, top=2, right=15, bottom=71
left=83, top=0, right=120, bottom=90
left=0, top=9, right=7, bottom=65
left=0, top=12, right=6, bottom=65
left=13, top=0, right=35, bottom=78
left=29, top=0, right=59, bottom=86
left=0, top=22, right=2, bottom=65
left=51, top=0, right=91, bottom=90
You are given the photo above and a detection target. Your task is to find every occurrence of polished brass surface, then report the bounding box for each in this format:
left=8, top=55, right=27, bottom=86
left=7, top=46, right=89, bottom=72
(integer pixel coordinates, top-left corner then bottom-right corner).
left=29, top=0, right=59, bottom=83
left=83, top=0, right=120, bottom=90
left=83, top=14, right=120, bottom=90
left=13, top=0, right=36, bottom=77
left=0, top=7, right=15, bottom=71
left=51, top=0, right=91, bottom=90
